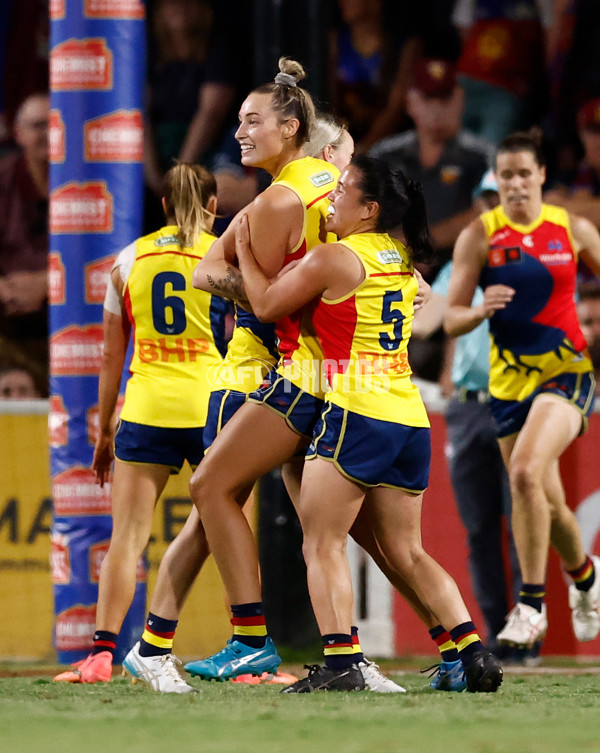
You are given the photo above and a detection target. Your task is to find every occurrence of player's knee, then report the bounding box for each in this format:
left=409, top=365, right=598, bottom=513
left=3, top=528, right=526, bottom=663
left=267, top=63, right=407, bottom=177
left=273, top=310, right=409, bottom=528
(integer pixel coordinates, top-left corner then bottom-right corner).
left=509, top=457, right=542, bottom=499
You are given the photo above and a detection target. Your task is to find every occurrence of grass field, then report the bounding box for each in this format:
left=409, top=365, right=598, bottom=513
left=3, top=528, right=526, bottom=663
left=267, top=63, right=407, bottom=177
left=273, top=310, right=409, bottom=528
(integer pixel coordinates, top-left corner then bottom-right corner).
left=2, top=661, right=600, bottom=753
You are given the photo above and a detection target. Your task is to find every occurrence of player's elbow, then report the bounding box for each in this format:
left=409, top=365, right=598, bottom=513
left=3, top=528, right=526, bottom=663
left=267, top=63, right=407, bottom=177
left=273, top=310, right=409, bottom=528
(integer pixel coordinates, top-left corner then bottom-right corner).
left=252, top=300, right=279, bottom=323
left=442, top=310, right=461, bottom=337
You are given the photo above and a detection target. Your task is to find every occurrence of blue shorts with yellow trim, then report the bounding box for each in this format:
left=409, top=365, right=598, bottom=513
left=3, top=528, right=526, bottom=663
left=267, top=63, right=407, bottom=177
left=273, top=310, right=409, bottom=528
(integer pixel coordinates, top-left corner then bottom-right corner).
left=247, top=369, right=323, bottom=438
left=307, top=402, right=430, bottom=492
left=204, top=389, right=247, bottom=449
left=115, top=419, right=205, bottom=473
left=490, top=371, right=596, bottom=439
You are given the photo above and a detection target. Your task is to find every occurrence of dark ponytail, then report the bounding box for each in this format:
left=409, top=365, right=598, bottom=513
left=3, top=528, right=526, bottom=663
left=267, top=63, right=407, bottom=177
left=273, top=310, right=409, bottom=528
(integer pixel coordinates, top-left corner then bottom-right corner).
left=401, top=178, right=434, bottom=263
left=351, top=154, right=434, bottom=263
left=495, top=126, right=546, bottom=168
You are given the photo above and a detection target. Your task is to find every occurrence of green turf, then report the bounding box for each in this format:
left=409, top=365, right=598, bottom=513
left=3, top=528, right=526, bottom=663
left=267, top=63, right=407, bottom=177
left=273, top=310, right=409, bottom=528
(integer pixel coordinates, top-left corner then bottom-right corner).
left=1, top=668, right=599, bottom=753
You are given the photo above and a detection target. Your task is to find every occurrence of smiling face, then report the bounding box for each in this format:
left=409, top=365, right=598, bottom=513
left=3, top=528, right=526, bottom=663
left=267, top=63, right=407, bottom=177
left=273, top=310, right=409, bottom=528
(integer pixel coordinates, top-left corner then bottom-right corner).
left=495, top=150, right=546, bottom=223
left=326, top=164, right=377, bottom=238
left=235, top=92, right=292, bottom=175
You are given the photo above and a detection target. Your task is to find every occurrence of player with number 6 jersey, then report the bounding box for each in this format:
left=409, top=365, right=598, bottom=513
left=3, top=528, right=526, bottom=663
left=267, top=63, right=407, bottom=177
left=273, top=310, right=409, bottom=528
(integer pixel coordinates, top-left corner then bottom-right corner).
left=54, top=163, right=225, bottom=691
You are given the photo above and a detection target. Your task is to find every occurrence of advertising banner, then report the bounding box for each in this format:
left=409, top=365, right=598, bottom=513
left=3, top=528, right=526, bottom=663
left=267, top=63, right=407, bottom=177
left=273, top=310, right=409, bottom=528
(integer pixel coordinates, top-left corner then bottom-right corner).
left=49, top=0, right=146, bottom=663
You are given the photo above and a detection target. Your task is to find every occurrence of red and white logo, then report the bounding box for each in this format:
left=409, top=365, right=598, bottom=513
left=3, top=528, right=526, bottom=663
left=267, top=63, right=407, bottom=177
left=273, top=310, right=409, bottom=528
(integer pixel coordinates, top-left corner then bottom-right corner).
left=49, top=252, right=66, bottom=305
left=89, top=540, right=146, bottom=583
left=51, top=38, right=113, bottom=91
left=49, top=394, right=69, bottom=447
left=89, top=540, right=110, bottom=583
left=50, top=0, right=66, bottom=19
left=50, top=532, right=71, bottom=584
left=50, top=181, right=113, bottom=234
left=50, top=325, right=104, bottom=375
left=87, top=394, right=124, bottom=445
left=55, top=605, right=96, bottom=652
left=84, top=0, right=145, bottom=19
left=85, top=255, right=115, bottom=304
left=84, top=110, right=143, bottom=163
left=49, top=110, right=66, bottom=163
left=53, top=467, right=112, bottom=516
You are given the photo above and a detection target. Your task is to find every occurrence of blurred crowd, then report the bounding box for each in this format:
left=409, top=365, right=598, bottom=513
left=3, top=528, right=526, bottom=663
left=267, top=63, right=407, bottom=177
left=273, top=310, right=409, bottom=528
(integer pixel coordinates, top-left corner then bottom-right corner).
left=1, top=0, right=600, bottom=398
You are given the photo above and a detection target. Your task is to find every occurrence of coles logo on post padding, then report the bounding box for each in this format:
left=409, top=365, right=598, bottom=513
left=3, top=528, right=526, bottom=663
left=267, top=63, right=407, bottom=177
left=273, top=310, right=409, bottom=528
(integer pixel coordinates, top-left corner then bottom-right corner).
left=50, top=181, right=113, bottom=234
left=53, top=467, right=112, bottom=517
left=50, top=325, right=104, bottom=375
left=84, top=0, right=145, bottom=19
left=55, top=605, right=96, bottom=652
left=50, top=0, right=66, bottom=19
left=50, top=533, right=71, bottom=584
left=84, top=110, right=143, bottom=163
left=49, top=110, right=66, bottom=163
left=49, top=252, right=66, bottom=305
left=85, top=255, right=115, bottom=304
left=49, top=395, right=69, bottom=447
left=50, top=38, right=113, bottom=91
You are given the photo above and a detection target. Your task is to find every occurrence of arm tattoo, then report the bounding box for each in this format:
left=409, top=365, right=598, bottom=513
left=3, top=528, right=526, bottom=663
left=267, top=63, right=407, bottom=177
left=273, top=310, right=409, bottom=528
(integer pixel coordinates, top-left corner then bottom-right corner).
left=206, top=264, right=247, bottom=302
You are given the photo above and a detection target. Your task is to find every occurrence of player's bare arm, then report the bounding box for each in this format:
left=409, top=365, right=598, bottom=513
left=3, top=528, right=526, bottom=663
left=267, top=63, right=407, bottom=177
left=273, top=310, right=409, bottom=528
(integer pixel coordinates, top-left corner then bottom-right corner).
left=444, top=218, right=515, bottom=337
left=571, top=212, right=600, bottom=279
left=193, top=185, right=301, bottom=302
left=235, top=214, right=363, bottom=322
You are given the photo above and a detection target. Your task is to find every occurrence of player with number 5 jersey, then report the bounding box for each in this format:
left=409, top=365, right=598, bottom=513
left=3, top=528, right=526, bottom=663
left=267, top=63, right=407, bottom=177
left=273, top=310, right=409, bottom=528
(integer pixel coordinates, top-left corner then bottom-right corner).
left=236, top=155, right=503, bottom=693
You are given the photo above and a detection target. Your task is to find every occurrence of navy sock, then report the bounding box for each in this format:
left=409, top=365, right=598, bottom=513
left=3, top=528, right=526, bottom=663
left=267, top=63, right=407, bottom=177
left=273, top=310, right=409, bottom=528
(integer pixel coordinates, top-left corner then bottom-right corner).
left=92, top=630, right=117, bottom=657
left=139, top=613, right=178, bottom=657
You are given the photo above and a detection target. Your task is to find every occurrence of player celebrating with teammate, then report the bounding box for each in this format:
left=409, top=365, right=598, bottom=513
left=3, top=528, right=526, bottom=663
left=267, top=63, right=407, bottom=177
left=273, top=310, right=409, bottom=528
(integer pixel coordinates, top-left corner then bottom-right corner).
left=234, top=154, right=503, bottom=693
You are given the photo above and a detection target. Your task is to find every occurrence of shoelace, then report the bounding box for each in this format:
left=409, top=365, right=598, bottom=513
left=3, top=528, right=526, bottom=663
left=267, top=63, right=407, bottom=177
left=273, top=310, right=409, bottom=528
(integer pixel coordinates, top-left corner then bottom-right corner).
left=304, top=664, right=323, bottom=677
left=419, top=663, right=442, bottom=678
left=159, top=654, right=188, bottom=685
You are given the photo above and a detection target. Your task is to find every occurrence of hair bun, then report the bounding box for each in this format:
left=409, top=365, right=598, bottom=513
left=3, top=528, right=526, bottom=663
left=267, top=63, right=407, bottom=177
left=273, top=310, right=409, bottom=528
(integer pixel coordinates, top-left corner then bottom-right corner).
left=274, top=72, right=297, bottom=87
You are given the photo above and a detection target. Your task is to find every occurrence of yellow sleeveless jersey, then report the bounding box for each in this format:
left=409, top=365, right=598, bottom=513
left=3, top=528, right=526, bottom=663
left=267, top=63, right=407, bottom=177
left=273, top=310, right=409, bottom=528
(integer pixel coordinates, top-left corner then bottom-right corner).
left=312, top=232, right=429, bottom=426
left=272, top=156, right=339, bottom=398
left=119, top=225, right=225, bottom=427
left=480, top=204, right=592, bottom=402
left=209, top=304, right=278, bottom=394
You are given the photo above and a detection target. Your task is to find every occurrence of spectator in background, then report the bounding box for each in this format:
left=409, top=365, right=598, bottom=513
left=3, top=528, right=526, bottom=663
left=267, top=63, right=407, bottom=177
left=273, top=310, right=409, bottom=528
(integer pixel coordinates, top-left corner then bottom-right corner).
left=328, top=0, right=421, bottom=154
left=0, top=0, right=48, bottom=155
left=546, top=0, right=600, bottom=175
left=578, top=283, right=600, bottom=396
left=144, top=0, right=239, bottom=201
left=545, top=98, right=600, bottom=283
left=0, top=92, right=49, bottom=396
left=0, top=363, right=41, bottom=400
left=370, top=58, right=492, bottom=379
left=452, top=0, right=553, bottom=145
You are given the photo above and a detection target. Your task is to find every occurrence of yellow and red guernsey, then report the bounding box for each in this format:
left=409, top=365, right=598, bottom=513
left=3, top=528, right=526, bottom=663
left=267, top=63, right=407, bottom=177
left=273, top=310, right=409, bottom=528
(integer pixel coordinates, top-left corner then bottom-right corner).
left=312, top=231, right=429, bottom=427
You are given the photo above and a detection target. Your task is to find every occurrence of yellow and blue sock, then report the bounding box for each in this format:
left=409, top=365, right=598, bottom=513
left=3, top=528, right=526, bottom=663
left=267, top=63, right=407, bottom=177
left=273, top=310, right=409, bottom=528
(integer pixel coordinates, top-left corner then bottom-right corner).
left=449, top=622, right=482, bottom=667
left=567, top=556, right=596, bottom=593
left=231, top=602, right=267, bottom=648
left=323, top=633, right=355, bottom=670
left=91, top=630, right=117, bottom=657
left=139, top=613, right=177, bottom=657
left=429, top=625, right=459, bottom=663
left=519, top=583, right=546, bottom=612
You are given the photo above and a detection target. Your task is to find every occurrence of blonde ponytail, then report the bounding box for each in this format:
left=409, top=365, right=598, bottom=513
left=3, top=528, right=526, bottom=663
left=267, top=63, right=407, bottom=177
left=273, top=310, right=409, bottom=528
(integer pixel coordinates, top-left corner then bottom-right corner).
left=162, top=163, right=217, bottom=247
